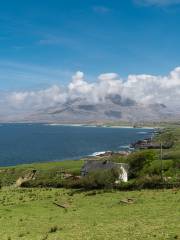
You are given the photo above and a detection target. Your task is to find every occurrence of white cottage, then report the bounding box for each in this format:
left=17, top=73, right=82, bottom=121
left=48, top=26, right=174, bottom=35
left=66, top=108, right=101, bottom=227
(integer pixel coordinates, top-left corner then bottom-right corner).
left=81, top=160, right=129, bottom=182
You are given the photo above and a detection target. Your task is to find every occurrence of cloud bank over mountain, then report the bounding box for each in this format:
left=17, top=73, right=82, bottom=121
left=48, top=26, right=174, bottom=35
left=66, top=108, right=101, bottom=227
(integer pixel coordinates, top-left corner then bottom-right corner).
left=2, top=67, right=179, bottom=114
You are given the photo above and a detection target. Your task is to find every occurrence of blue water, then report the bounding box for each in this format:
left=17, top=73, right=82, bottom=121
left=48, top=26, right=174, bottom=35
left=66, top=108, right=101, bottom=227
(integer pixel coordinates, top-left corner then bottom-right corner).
left=0, top=124, right=153, bottom=167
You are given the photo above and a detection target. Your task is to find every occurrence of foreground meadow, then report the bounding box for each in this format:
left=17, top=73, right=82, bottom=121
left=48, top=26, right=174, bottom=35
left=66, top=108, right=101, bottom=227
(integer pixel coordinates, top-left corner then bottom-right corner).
left=0, top=188, right=179, bottom=240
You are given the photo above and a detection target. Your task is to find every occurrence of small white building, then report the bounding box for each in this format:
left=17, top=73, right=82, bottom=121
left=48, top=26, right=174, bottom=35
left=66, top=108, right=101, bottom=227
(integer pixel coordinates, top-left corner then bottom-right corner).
left=81, top=160, right=129, bottom=182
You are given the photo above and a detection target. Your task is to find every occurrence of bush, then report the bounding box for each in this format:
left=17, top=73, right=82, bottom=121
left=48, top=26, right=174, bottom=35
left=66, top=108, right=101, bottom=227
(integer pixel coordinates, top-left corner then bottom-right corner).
left=63, top=168, right=119, bottom=190
left=127, top=150, right=157, bottom=178
left=134, top=175, right=162, bottom=189
left=114, top=176, right=163, bottom=190
left=142, top=160, right=174, bottom=176
left=21, top=178, right=64, bottom=188
left=163, top=151, right=180, bottom=160
left=115, top=180, right=136, bottom=191
left=83, top=168, right=119, bottom=189
left=116, top=176, right=180, bottom=190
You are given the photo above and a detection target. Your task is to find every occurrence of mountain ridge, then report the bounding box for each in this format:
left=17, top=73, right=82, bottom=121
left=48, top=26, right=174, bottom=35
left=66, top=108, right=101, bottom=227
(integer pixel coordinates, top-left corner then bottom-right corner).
left=3, top=94, right=177, bottom=123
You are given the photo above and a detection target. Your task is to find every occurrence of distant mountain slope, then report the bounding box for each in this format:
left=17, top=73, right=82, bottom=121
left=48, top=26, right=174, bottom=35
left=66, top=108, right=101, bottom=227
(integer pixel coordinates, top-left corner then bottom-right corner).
left=21, top=94, right=179, bottom=123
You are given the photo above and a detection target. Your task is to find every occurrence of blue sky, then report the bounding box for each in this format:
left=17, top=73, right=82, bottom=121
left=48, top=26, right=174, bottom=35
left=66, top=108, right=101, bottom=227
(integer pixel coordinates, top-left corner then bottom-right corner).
left=0, top=0, right=180, bottom=91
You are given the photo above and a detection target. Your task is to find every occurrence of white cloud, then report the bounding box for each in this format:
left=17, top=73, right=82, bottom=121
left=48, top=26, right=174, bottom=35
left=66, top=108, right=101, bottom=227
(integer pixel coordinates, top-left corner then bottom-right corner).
left=135, top=0, right=180, bottom=6
left=98, top=73, right=119, bottom=81
left=68, top=71, right=95, bottom=99
left=7, top=85, right=67, bottom=110
left=2, top=67, right=180, bottom=113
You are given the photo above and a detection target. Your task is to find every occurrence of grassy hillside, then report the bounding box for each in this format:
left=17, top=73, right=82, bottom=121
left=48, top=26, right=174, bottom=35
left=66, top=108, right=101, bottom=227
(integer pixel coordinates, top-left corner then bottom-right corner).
left=0, top=160, right=84, bottom=186
left=0, top=188, right=179, bottom=240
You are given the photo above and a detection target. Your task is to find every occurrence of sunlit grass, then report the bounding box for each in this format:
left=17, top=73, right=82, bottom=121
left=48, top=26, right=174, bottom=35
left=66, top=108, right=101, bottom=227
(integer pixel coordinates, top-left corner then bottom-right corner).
left=0, top=188, right=179, bottom=240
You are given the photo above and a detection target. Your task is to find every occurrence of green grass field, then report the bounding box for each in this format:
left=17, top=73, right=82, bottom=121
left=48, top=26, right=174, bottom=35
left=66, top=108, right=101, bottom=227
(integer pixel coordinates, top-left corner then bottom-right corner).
left=0, top=188, right=179, bottom=240
left=0, top=123, right=180, bottom=239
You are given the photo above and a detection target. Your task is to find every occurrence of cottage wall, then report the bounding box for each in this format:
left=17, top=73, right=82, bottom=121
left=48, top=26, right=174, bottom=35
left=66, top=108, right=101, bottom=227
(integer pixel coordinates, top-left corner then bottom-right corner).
left=119, top=166, right=128, bottom=182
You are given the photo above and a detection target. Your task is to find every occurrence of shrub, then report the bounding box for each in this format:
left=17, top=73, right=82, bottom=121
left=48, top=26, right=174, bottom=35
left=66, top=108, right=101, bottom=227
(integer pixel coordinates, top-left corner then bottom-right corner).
left=142, top=160, right=174, bottom=176
left=116, top=176, right=180, bottom=190
left=134, top=175, right=162, bottom=189
left=81, top=168, right=119, bottom=189
left=63, top=168, right=119, bottom=190
left=115, top=180, right=136, bottom=191
left=21, top=179, right=64, bottom=188
left=127, top=150, right=157, bottom=178
left=163, top=151, right=180, bottom=160
left=62, top=178, right=83, bottom=189
left=115, top=176, right=166, bottom=190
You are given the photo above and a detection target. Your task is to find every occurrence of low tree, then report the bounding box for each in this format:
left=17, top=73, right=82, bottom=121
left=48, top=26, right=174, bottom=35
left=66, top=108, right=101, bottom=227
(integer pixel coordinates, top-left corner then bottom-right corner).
left=128, top=150, right=156, bottom=178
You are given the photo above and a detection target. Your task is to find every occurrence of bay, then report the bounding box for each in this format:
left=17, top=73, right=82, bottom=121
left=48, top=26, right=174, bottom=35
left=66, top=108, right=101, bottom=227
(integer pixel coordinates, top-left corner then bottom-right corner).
left=0, top=123, right=153, bottom=166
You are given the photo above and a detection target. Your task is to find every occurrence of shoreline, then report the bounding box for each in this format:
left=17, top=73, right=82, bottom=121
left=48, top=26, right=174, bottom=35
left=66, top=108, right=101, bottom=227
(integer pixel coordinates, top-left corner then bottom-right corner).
left=0, top=122, right=156, bottom=129
left=45, top=123, right=155, bottom=129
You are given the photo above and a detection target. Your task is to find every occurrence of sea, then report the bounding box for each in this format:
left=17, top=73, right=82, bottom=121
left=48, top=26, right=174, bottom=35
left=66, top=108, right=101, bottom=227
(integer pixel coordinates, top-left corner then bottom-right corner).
left=0, top=123, right=154, bottom=167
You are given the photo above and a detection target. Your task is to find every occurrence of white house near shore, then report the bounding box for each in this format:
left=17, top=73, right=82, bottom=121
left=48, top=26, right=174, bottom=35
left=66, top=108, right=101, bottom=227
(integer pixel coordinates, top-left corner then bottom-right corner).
left=81, top=160, right=129, bottom=182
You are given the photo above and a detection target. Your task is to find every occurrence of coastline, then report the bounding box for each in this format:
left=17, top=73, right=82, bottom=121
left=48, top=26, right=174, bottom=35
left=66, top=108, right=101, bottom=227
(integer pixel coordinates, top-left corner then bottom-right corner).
left=45, top=123, right=155, bottom=129
left=0, top=121, right=156, bottom=129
